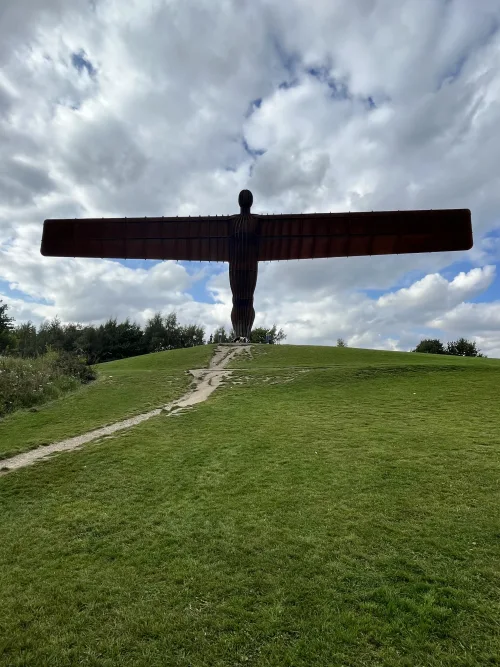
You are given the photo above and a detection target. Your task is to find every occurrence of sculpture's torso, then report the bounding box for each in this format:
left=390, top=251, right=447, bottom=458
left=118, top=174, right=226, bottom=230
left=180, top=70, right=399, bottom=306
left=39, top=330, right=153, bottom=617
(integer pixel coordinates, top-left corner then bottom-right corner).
left=228, top=213, right=260, bottom=339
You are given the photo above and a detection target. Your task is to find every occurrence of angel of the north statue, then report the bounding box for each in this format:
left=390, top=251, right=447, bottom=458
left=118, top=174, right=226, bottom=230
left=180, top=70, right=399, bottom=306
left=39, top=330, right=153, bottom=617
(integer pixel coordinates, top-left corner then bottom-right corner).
left=41, top=189, right=472, bottom=341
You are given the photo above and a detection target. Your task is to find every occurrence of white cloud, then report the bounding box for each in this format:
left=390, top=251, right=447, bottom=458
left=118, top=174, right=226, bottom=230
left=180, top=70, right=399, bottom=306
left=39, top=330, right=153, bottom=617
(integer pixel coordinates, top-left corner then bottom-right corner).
left=432, top=301, right=500, bottom=333
left=1, top=0, right=500, bottom=353
left=376, top=266, right=495, bottom=315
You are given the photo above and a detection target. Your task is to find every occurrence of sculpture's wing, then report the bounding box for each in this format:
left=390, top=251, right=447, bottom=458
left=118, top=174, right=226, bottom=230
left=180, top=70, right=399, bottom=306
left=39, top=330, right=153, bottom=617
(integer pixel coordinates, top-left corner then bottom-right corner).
left=256, top=209, right=473, bottom=261
left=41, top=216, right=234, bottom=261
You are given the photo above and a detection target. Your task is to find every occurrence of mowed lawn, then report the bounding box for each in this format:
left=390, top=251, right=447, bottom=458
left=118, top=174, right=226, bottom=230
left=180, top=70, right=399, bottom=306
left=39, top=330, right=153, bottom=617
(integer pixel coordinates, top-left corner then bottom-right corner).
left=1, top=345, right=500, bottom=666
left=0, top=346, right=212, bottom=460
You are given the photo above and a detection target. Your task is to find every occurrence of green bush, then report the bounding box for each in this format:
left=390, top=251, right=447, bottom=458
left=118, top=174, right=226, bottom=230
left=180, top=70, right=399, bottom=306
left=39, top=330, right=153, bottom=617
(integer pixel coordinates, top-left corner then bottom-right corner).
left=413, top=339, right=446, bottom=354
left=0, top=352, right=96, bottom=417
left=51, top=350, right=97, bottom=384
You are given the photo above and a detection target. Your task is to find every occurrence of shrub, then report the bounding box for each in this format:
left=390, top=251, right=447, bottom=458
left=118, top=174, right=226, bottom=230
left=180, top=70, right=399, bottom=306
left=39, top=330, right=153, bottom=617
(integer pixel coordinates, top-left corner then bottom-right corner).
left=51, top=350, right=97, bottom=384
left=446, top=338, right=485, bottom=357
left=0, top=352, right=96, bottom=417
left=412, top=339, right=446, bottom=354
left=412, top=337, right=486, bottom=357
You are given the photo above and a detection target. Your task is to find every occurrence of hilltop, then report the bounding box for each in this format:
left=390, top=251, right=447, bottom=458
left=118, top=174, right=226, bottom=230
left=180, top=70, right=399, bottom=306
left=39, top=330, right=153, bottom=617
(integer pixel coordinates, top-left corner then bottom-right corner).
left=1, top=344, right=499, bottom=666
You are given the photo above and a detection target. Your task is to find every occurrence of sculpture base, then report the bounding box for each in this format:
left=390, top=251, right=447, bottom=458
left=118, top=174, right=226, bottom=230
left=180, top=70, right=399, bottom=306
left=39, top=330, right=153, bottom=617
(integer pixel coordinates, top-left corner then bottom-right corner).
left=218, top=342, right=251, bottom=346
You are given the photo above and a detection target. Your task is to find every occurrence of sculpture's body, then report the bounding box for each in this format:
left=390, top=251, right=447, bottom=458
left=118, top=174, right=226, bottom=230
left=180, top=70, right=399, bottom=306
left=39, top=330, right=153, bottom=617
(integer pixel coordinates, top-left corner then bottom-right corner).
left=229, top=190, right=259, bottom=338
left=41, top=189, right=473, bottom=341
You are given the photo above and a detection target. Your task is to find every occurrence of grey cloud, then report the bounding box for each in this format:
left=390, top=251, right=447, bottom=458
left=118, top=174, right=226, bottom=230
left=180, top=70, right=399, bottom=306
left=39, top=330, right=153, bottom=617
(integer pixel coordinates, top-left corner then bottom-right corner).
left=0, top=158, right=56, bottom=198
left=0, top=84, right=14, bottom=118
left=251, top=149, right=330, bottom=198
left=56, top=114, right=147, bottom=194
left=0, top=1, right=92, bottom=62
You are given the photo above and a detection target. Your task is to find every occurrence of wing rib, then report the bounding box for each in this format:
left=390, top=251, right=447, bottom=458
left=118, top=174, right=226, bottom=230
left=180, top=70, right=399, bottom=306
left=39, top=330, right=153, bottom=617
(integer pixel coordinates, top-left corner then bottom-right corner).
left=256, top=209, right=472, bottom=260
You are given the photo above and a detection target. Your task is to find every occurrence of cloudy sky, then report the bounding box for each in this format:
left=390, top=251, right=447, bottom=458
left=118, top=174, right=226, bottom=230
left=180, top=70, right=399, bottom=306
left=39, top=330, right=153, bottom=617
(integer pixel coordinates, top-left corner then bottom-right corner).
left=1, top=0, right=500, bottom=355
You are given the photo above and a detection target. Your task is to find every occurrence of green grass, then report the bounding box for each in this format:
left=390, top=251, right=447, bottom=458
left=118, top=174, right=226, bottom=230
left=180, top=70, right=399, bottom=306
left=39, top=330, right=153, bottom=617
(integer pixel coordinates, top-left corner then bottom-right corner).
left=1, top=345, right=499, bottom=665
left=231, top=343, right=500, bottom=369
left=0, top=346, right=212, bottom=460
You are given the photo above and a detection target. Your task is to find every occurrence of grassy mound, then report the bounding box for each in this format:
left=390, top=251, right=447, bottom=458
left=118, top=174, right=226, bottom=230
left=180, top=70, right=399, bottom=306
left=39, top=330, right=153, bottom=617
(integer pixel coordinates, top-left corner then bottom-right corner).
left=1, top=345, right=499, bottom=665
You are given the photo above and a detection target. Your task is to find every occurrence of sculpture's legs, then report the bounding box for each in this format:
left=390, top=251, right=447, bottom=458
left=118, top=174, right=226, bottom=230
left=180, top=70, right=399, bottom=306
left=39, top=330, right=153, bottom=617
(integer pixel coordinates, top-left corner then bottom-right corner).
left=229, top=259, right=258, bottom=339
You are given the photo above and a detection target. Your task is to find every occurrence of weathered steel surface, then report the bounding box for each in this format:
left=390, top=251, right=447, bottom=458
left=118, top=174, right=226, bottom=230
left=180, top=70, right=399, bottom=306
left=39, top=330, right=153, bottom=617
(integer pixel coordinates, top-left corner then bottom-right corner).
left=41, top=216, right=233, bottom=261
left=41, top=190, right=473, bottom=340
left=257, top=209, right=472, bottom=259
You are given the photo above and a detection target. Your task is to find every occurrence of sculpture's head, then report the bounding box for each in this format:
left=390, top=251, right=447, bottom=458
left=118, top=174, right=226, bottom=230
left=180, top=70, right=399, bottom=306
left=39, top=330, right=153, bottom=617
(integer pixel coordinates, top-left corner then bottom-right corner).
left=238, top=189, right=253, bottom=211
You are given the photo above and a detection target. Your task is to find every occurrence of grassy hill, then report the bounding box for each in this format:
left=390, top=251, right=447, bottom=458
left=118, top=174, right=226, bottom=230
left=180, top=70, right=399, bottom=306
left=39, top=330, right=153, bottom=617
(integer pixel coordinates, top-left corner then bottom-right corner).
left=1, top=345, right=499, bottom=666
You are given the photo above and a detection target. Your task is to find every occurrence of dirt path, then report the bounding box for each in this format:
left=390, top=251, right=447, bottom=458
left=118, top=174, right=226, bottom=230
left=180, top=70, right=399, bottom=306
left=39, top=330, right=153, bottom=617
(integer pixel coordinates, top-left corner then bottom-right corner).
left=0, top=345, right=251, bottom=475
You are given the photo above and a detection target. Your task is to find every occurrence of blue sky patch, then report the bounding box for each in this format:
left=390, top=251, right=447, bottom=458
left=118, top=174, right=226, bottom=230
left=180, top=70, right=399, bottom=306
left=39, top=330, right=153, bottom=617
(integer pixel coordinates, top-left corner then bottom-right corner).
left=438, top=17, right=499, bottom=90
left=187, top=273, right=218, bottom=304
left=183, top=262, right=226, bottom=304
left=0, top=280, right=51, bottom=305
left=271, top=34, right=299, bottom=77
left=439, top=53, right=468, bottom=89
left=440, top=258, right=498, bottom=303
left=71, top=50, right=97, bottom=78
left=327, top=78, right=350, bottom=101
left=114, top=259, right=161, bottom=270
left=271, top=35, right=302, bottom=91
left=306, top=66, right=330, bottom=81
left=242, top=138, right=265, bottom=159
left=305, top=66, right=351, bottom=101
left=278, top=79, right=299, bottom=90
left=244, top=97, right=263, bottom=119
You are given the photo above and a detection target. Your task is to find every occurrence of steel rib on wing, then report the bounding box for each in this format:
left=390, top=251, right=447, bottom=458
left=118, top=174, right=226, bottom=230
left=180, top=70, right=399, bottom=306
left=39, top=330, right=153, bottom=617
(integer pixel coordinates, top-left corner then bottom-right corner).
left=40, top=216, right=234, bottom=261
left=256, top=209, right=473, bottom=261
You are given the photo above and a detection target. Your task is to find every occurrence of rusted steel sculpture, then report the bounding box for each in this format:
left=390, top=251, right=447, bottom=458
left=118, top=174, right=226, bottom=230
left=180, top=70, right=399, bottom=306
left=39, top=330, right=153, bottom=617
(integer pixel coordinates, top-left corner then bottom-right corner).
left=41, top=190, right=473, bottom=340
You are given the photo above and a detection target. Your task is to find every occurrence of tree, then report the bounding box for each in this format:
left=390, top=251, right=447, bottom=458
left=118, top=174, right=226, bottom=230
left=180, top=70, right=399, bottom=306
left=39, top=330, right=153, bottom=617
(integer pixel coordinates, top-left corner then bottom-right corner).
left=13, top=321, right=38, bottom=357
left=0, top=301, right=14, bottom=329
left=115, top=319, right=145, bottom=359
left=77, top=326, right=101, bottom=364
left=0, top=301, right=15, bottom=353
left=179, top=324, right=205, bottom=348
left=104, top=318, right=145, bottom=361
left=164, top=312, right=181, bottom=350
left=446, top=338, right=484, bottom=357
left=62, top=323, right=85, bottom=354
left=272, top=325, right=287, bottom=344
left=37, top=317, right=66, bottom=353
left=250, top=324, right=286, bottom=344
left=144, top=312, right=168, bottom=352
left=250, top=327, right=270, bottom=344
left=336, top=338, right=346, bottom=347
left=213, top=326, right=230, bottom=343
left=412, top=339, right=446, bottom=354
left=2, top=308, right=233, bottom=363
left=143, top=312, right=206, bottom=352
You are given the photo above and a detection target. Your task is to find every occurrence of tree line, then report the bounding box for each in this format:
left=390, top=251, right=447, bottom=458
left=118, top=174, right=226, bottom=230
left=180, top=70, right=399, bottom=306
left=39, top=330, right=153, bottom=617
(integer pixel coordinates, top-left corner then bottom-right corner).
left=0, top=301, right=286, bottom=364
left=412, top=338, right=485, bottom=357
left=6, top=300, right=482, bottom=362
left=210, top=324, right=286, bottom=345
